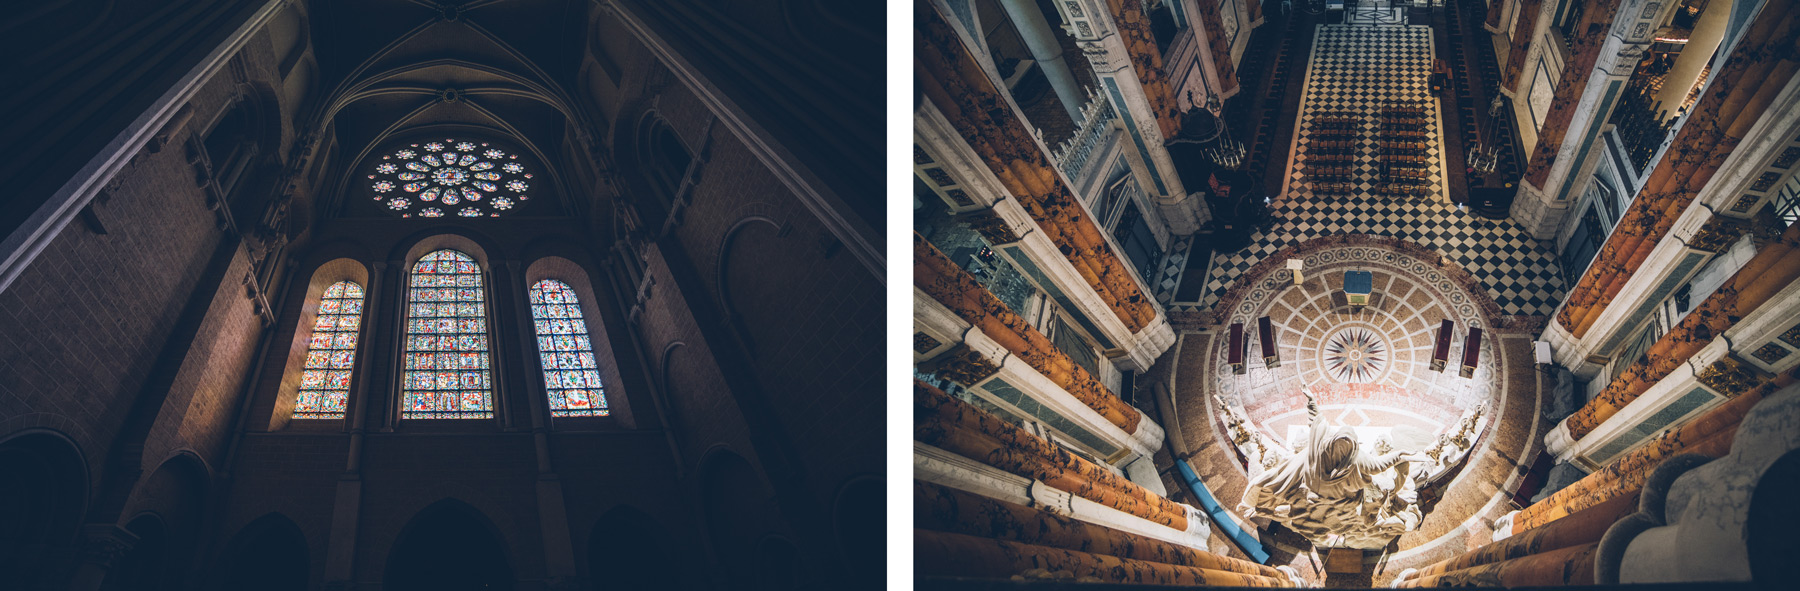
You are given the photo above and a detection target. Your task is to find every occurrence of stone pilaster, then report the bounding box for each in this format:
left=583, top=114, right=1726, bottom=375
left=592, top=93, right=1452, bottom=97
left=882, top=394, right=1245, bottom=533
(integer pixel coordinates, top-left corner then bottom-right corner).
left=1058, top=0, right=1206, bottom=232
left=918, top=1, right=1164, bottom=331
left=1556, top=0, right=1800, bottom=337
left=1499, top=0, right=1543, bottom=94
left=1561, top=219, right=1800, bottom=441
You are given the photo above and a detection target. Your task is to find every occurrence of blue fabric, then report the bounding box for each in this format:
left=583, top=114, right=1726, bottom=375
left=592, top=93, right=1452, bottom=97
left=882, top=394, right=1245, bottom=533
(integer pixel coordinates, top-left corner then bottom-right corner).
left=1175, top=459, right=1270, bottom=563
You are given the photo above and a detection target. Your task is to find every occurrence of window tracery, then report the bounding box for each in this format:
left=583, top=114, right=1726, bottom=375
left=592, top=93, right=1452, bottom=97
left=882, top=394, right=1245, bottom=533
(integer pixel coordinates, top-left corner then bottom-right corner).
left=402, top=250, right=494, bottom=418
left=294, top=280, right=364, bottom=419
left=369, top=139, right=532, bottom=218
left=529, top=279, right=608, bottom=417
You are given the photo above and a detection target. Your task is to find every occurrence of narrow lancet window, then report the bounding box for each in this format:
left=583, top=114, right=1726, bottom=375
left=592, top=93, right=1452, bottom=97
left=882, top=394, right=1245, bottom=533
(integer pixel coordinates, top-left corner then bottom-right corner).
left=402, top=249, right=494, bottom=418
left=529, top=279, right=608, bottom=416
left=295, top=281, right=364, bottom=419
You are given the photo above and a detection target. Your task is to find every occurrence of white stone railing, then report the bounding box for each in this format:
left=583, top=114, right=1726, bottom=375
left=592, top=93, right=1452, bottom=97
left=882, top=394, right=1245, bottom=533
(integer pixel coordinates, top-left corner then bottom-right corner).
left=1052, top=88, right=1116, bottom=183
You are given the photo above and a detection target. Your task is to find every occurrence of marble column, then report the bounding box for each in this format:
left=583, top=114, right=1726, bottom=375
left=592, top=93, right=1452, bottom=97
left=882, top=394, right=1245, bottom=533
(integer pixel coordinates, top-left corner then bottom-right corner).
left=1560, top=219, right=1800, bottom=441
left=1000, top=0, right=1088, bottom=123
left=1191, top=0, right=1240, bottom=96
left=916, top=529, right=1289, bottom=586
left=915, top=234, right=1144, bottom=433
left=1499, top=0, right=1543, bottom=94
left=917, top=1, right=1166, bottom=328
left=1396, top=542, right=1599, bottom=587
left=1057, top=0, right=1205, bottom=231
left=1650, top=0, right=1733, bottom=121
left=915, top=480, right=1286, bottom=579
left=1409, top=491, right=1635, bottom=581
left=1557, top=0, right=1800, bottom=337
left=915, top=381, right=1184, bottom=529
left=1508, top=0, right=1633, bottom=239
left=1484, top=0, right=1509, bottom=34
left=1520, top=384, right=1768, bottom=531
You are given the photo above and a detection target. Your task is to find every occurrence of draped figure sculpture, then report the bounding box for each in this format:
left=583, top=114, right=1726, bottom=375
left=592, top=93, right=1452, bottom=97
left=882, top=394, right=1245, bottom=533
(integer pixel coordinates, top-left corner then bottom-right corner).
left=1220, top=386, right=1485, bottom=549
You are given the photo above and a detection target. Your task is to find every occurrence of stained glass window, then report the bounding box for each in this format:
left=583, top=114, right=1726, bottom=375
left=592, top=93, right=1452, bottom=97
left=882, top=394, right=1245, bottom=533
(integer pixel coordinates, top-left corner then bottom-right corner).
left=529, top=280, right=609, bottom=417
left=368, top=138, right=531, bottom=218
left=402, top=250, right=494, bottom=419
left=295, top=281, right=364, bottom=419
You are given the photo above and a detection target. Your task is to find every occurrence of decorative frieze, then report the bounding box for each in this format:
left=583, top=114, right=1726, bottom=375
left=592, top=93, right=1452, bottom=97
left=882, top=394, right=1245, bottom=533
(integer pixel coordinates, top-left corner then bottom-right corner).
left=962, top=208, right=1022, bottom=245
left=921, top=343, right=1001, bottom=386
left=1686, top=216, right=1748, bottom=253
left=1556, top=5, right=1800, bottom=336
left=1697, top=355, right=1766, bottom=397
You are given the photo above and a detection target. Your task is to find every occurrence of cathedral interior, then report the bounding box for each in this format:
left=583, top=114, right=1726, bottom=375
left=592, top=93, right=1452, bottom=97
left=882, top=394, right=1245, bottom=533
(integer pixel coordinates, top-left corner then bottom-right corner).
left=0, top=1, right=883, bottom=590
left=913, top=0, right=1800, bottom=588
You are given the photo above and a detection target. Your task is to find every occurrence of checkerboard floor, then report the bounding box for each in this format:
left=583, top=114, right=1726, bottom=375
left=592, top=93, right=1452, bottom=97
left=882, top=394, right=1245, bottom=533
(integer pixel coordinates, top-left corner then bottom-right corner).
left=1193, top=24, right=1566, bottom=317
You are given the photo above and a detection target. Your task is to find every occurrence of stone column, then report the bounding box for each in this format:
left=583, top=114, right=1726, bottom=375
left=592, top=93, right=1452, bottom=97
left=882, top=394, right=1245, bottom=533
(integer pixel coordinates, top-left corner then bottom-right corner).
left=1000, top=0, right=1088, bottom=123
left=1192, top=0, right=1240, bottom=96
left=1485, top=0, right=1510, bottom=34
left=1057, top=0, right=1205, bottom=231
left=1508, top=0, right=1634, bottom=239
left=916, top=235, right=1144, bottom=433
left=1559, top=221, right=1800, bottom=442
left=322, top=261, right=387, bottom=588
left=1555, top=0, right=1800, bottom=338
left=65, top=525, right=138, bottom=591
left=1651, top=0, right=1733, bottom=121
left=918, top=1, right=1167, bottom=329
left=915, top=480, right=1287, bottom=580
left=1499, top=0, right=1544, bottom=95
left=917, top=529, right=1291, bottom=586
left=915, top=380, right=1187, bottom=529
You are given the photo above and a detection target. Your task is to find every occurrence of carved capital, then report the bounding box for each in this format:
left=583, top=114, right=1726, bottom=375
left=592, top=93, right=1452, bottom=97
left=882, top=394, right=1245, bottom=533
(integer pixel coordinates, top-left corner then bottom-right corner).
left=920, top=343, right=999, bottom=386
left=963, top=208, right=1021, bottom=244
left=1688, top=216, right=1749, bottom=252
left=76, top=524, right=138, bottom=569
left=1697, top=354, right=1765, bottom=397
left=913, top=332, right=944, bottom=355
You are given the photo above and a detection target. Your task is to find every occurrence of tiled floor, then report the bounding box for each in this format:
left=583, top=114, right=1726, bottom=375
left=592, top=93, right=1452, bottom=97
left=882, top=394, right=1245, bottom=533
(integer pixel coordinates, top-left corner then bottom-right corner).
left=1194, top=24, right=1565, bottom=317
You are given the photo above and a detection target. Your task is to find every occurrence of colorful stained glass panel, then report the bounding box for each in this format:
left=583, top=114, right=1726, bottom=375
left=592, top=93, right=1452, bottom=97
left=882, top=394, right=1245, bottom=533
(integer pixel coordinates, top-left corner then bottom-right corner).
left=293, top=281, right=364, bottom=419
left=402, top=250, right=494, bottom=418
left=528, top=279, right=609, bottom=417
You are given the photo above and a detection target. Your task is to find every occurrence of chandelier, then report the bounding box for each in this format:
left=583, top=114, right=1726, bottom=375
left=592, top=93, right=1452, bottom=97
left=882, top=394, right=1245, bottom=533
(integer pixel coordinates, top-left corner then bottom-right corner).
left=1198, top=92, right=1247, bottom=170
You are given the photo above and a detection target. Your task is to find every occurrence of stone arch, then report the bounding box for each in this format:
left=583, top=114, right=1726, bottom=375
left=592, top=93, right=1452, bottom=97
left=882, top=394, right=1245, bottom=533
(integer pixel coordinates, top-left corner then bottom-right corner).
left=269, top=257, right=373, bottom=431
left=585, top=505, right=679, bottom=591
left=0, top=429, right=89, bottom=588
left=830, top=475, right=886, bottom=582
left=696, top=447, right=784, bottom=579
left=714, top=214, right=785, bottom=353
left=524, top=254, right=634, bottom=428
left=213, top=512, right=308, bottom=591
left=107, top=453, right=209, bottom=591
left=384, top=499, right=514, bottom=591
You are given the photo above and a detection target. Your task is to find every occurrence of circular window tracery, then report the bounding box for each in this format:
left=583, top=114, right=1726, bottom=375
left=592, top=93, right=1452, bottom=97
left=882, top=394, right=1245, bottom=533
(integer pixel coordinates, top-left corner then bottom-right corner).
left=368, top=138, right=533, bottom=218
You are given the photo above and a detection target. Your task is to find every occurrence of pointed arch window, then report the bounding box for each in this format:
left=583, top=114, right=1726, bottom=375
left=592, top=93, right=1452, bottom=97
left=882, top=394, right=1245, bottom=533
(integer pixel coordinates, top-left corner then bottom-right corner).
left=402, top=250, right=494, bottom=418
left=529, top=279, right=609, bottom=416
left=295, top=281, right=364, bottom=419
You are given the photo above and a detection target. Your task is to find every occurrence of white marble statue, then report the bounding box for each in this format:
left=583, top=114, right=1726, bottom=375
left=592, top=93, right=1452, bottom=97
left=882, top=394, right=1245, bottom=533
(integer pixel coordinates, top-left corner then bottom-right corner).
left=1218, top=387, right=1485, bottom=549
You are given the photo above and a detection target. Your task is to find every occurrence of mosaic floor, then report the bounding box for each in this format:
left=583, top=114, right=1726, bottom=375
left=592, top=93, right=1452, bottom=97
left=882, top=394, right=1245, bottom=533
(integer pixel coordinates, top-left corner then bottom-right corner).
left=1194, top=24, right=1565, bottom=317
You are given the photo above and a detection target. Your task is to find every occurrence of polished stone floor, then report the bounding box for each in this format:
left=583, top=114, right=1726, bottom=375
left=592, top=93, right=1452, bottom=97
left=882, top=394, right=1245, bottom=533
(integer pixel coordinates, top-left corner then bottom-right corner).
left=1192, top=24, right=1566, bottom=318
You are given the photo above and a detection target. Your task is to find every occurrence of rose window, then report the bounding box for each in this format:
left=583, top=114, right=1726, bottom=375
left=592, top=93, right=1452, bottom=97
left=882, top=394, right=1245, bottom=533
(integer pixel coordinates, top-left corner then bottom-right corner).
left=368, top=139, right=533, bottom=218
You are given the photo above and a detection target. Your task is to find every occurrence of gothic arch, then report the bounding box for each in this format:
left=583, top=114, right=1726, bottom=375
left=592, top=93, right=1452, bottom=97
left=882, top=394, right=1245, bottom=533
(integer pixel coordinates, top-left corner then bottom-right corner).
left=524, top=255, right=633, bottom=427
left=586, top=505, right=679, bottom=590
left=384, top=498, right=515, bottom=591
left=0, top=429, right=89, bottom=588
left=213, top=512, right=308, bottom=591
left=713, top=213, right=784, bottom=354
left=696, top=447, right=785, bottom=577
left=270, top=257, right=373, bottom=430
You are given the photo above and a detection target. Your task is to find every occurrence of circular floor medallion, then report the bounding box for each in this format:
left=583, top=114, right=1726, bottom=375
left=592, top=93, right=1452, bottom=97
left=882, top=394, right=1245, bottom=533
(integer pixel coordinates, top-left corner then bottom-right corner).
left=1323, top=326, right=1387, bottom=383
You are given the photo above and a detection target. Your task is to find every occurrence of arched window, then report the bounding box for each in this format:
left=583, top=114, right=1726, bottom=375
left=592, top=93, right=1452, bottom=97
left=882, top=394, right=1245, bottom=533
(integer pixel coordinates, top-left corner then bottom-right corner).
left=402, top=250, right=493, bottom=419
left=294, top=281, right=364, bottom=419
left=529, top=279, right=608, bottom=416
left=642, top=119, right=692, bottom=205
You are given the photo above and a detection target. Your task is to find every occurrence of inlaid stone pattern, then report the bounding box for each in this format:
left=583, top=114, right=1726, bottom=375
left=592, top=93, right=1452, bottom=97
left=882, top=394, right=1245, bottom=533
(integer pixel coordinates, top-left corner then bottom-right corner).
left=1193, top=24, right=1565, bottom=318
left=1212, top=244, right=1500, bottom=443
